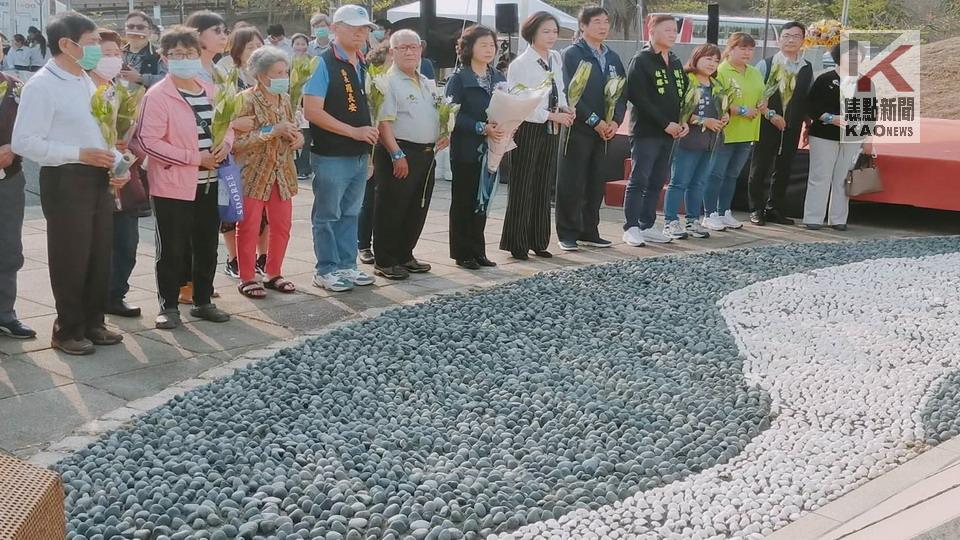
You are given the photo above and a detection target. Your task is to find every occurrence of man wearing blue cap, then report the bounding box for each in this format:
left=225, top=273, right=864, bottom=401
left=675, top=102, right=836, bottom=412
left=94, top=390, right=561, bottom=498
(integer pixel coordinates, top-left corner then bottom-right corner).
left=304, top=4, right=380, bottom=292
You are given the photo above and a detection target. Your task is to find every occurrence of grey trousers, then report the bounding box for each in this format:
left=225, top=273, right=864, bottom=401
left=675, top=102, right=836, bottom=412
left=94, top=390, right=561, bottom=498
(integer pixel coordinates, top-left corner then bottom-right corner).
left=0, top=171, right=25, bottom=324
left=804, top=136, right=861, bottom=226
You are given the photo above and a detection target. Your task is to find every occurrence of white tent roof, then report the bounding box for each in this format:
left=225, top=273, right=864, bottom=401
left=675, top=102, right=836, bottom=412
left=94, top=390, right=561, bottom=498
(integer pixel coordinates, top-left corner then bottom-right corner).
left=387, top=0, right=579, bottom=32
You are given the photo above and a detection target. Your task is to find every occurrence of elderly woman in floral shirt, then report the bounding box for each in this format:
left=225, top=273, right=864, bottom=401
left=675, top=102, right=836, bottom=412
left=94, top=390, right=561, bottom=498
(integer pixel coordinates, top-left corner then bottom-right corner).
left=233, top=45, right=304, bottom=298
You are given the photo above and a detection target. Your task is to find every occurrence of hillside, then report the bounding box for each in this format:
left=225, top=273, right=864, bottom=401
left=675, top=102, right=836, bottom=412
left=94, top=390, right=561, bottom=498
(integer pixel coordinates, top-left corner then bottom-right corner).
left=919, top=37, right=960, bottom=119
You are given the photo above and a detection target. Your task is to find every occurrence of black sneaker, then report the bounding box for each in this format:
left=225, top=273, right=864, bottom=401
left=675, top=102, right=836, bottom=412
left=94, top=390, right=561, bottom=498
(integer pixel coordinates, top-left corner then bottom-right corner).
left=0, top=319, right=37, bottom=339
left=190, top=303, right=230, bottom=323
left=224, top=258, right=240, bottom=278
left=255, top=254, right=267, bottom=276
left=557, top=240, right=579, bottom=251
left=155, top=309, right=182, bottom=330
left=578, top=237, right=612, bottom=248
left=749, top=211, right=766, bottom=226
left=358, top=249, right=375, bottom=265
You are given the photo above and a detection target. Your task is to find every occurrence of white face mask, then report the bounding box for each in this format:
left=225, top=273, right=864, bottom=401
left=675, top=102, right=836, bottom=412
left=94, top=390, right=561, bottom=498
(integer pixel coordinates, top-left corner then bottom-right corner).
left=94, top=56, right=124, bottom=80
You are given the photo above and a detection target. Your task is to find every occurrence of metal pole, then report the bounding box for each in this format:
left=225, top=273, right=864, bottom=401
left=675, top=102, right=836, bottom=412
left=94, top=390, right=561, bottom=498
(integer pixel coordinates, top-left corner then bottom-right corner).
left=635, top=0, right=641, bottom=51
left=128, top=0, right=134, bottom=14
left=476, top=0, right=481, bottom=26
left=840, top=0, right=850, bottom=25
left=761, top=0, right=771, bottom=60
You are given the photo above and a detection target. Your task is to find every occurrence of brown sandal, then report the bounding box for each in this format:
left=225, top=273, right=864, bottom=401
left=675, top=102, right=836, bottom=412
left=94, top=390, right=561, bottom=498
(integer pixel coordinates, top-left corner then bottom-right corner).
left=238, top=281, right=267, bottom=299
left=264, top=276, right=296, bottom=293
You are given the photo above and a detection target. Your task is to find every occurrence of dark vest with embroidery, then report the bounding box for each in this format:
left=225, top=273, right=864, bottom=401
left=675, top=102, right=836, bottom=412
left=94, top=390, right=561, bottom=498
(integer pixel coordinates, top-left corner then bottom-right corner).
left=311, top=48, right=372, bottom=156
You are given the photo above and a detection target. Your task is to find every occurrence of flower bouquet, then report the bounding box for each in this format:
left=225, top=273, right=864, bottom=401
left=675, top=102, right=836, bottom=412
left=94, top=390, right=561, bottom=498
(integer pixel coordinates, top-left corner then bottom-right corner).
left=761, top=61, right=798, bottom=154
left=290, top=55, right=319, bottom=115
left=805, top=19, right=844, bottom=49
left=91, top=85, right=136, bottom=208
left=563, top=60, right=592, bottom=154
left=710, top=76, right=741, bottom=157
left=473, top=82, right=548, bottom=213
left=115, top=82, right=146, bottom=144
left=435, top=95, right=460, bottom=141
left=365, top=63, right=389, bottom=123
left=602, top=75, right=626, bottom=152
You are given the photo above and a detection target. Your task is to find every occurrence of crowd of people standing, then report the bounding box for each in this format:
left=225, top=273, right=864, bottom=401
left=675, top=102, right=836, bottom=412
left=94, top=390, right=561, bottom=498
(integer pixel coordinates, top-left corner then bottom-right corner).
left=0, top=5, right=868, bottom=356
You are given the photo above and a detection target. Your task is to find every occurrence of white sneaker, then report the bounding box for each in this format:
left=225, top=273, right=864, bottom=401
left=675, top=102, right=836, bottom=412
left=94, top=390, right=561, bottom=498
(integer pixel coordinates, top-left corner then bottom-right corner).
left=313, top=273, right=354, bottom=292
left=337, top=268, right=375, bottom=286
left=663, top=220, right=689, bottom=240
left=622, top=226, right=646, bottom=247
left=685, top=220, right=711, bottom=239
left=722, top=210, right=744, bottom=229
left=640, top=227, right=673, bottom=244
left=702, top=213, right=727, bottom=231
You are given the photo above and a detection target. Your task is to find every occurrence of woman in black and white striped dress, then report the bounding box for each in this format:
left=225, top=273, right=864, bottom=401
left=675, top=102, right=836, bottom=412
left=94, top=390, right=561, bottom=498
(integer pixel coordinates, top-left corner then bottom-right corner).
left=500, top=12, right=575, bottom=260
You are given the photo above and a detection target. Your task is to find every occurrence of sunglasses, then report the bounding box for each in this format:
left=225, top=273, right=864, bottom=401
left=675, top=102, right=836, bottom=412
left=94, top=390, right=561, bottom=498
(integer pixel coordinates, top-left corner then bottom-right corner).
left=126, top=23, right=149, bottom=31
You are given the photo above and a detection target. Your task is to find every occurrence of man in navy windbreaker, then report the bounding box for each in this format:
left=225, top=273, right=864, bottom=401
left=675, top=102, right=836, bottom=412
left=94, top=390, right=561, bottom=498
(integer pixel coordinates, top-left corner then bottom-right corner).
left=555, top=6, right=626, bottom=252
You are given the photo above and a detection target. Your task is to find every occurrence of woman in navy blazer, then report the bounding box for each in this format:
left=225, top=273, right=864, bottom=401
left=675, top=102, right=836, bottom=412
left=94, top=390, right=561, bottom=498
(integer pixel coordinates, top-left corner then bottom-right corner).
left=444, top=25, right=506, bottom=270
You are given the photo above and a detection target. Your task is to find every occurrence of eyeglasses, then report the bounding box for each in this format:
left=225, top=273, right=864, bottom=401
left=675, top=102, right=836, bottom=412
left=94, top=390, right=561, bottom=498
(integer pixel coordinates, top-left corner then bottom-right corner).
left=167, top=52, right=200, bottom=60
left=781, top=34, right=804, bottom=41
left=393, top=44, right=420, bottom=52
left=126, top=23, right=149, bottom=31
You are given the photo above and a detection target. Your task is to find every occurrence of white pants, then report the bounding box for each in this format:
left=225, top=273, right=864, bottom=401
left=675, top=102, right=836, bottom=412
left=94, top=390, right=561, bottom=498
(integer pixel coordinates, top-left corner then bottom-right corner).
left=804, top=136, right=861, bottom=226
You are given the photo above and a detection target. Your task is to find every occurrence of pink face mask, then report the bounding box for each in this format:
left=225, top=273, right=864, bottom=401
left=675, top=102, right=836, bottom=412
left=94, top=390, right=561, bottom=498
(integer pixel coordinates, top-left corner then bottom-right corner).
left=93, top=56, right=123, bottom=80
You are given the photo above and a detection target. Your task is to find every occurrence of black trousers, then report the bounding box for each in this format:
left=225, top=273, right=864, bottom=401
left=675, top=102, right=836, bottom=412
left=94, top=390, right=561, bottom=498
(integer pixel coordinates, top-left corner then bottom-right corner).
left=357, top=174, right=375, bottom=250
left=109, top=212, right=140, bottom=304
left=153, top=184, right=220, bottom=311
left=39, top=164, right=112, bottom=341
left=449, top=160, right=488, bottom=261
left=372, top=141, right=435, bottom=267
left=748, top=124, right=802, bottom=213
left=555, top=127, right=607, bottom=243
left=500, top=122, right=556, bottom=253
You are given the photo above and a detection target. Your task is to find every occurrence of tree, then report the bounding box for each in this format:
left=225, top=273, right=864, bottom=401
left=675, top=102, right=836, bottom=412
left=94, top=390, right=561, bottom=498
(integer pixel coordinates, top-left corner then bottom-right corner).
left=751, top=0, right=910, bottom=30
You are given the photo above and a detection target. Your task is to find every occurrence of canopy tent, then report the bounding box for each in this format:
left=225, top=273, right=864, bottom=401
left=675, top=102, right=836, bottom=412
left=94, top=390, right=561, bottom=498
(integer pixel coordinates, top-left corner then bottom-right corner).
left=387, top=0, right=579, bottom=35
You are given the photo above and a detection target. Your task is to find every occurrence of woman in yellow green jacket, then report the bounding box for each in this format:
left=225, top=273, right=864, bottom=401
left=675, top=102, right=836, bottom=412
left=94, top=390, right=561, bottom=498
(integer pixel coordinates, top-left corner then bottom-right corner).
left=702, top=32, right=764, bottom=232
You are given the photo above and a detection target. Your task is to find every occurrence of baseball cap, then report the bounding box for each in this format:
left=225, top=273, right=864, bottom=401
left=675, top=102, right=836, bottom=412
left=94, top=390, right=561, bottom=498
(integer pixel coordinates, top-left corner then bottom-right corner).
left=332, top=4, right=378, bottom=29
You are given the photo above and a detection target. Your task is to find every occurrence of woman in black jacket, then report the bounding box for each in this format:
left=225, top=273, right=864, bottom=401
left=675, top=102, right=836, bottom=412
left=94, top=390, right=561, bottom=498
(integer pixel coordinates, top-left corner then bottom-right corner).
left=444, top=25, right=506, bottom=270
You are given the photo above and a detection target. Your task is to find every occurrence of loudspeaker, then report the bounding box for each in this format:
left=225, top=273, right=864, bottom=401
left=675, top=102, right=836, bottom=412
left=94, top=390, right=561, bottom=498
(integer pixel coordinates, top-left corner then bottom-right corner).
left=707, top=3, right=719, bottom=44
left=496, top=3, right=519, bottom=34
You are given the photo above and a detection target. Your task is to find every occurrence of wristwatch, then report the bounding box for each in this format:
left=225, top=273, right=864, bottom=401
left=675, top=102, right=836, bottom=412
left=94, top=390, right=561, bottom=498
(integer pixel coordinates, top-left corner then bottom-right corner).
left=475, top=121, right=486, bottom=135
left=766, top=110, right=777, bottom=120
left=390, top=149, right=406, bottom=161
left=739, top=106, right=748, bottom=116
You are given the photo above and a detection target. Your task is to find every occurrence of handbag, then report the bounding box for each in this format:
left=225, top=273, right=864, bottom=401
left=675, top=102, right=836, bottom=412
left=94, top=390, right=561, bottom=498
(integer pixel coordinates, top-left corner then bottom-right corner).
left=217, top=154, right=244, bottom=223
left=845, top=153, right=882, bottom=196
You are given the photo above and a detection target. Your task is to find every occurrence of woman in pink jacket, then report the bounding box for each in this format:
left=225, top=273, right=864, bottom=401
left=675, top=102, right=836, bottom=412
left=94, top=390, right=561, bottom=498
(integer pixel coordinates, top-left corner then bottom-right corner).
left=135, top=25, right=234, bottom=330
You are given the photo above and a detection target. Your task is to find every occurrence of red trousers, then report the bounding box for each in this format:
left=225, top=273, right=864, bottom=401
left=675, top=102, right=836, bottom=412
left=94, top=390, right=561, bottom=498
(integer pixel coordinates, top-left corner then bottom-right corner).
left=237, top=183, right=292, bottom=282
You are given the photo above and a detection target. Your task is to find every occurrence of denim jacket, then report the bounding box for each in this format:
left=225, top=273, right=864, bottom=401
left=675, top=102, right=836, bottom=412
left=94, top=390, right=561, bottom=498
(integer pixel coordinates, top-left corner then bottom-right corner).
left=444, top=65, right=506, bottom=163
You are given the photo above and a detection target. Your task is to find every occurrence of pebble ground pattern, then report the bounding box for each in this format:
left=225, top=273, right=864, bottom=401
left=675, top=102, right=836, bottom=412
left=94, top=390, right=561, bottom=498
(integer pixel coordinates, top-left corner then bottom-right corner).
left=57, top=237, right=960, bottom=540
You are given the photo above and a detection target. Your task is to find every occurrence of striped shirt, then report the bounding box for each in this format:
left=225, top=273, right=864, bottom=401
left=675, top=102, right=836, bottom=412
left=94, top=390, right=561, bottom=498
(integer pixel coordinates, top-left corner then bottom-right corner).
left=179, top=88, right=217, bottom=183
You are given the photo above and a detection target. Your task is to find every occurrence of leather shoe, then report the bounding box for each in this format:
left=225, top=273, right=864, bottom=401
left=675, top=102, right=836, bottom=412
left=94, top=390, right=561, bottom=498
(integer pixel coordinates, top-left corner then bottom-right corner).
left=402, top=259, right=431, bottom=273
left=749, top=210, right=766, bottom=226
left=106, top=300, right=142, bottom=318
left=456, top=259, right=480, bottom=270
left=52, top=336, right=95, bottom=355
left=510, top=250, right=529, bottom=260
left=533, top=250, right=553, bottom=258
left=765, top=208, right=795, bottom=225
left=374, top=264, right=410, bottom=280
left=86, top=327, right=123, bottom=346
left=476, top=256, right=497, bottom=267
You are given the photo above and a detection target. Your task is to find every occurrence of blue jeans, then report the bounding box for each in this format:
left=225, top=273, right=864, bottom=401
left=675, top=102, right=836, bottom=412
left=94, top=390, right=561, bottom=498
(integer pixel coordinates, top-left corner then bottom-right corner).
left=665, top=146, right=714, bottom=222
left=109, top=212, right=140, bottom=303
left=624, top=137, right=674, bottom=231
left=704, top=142, right=752, bottom=216
left=311, top=154, right=368, bottom=276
